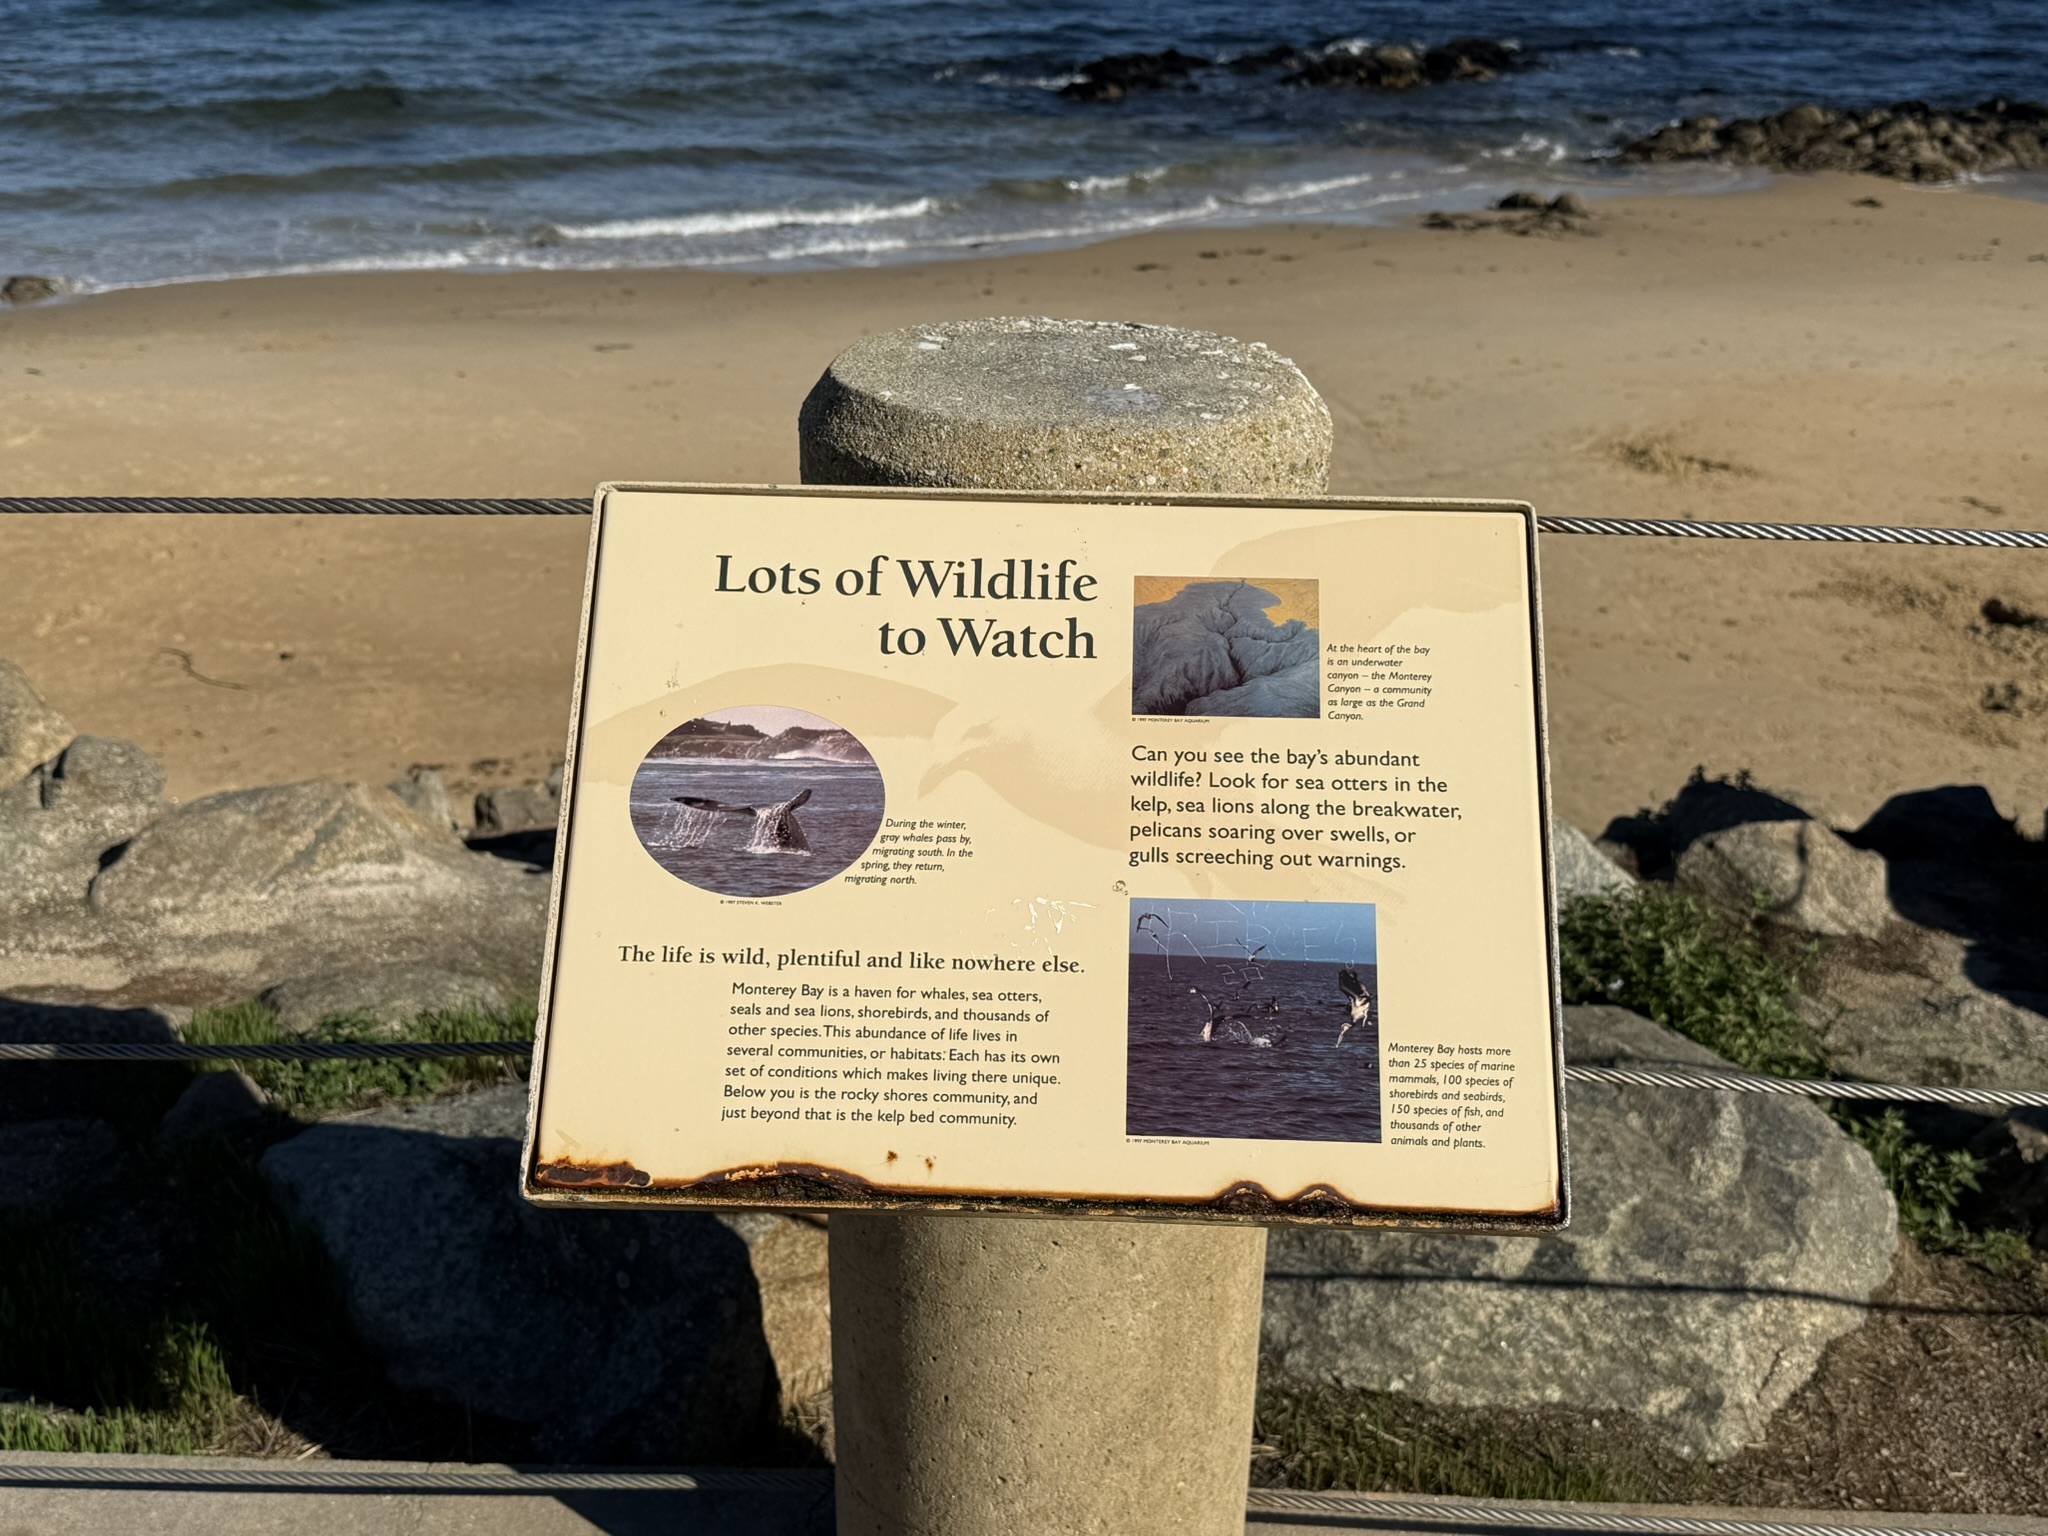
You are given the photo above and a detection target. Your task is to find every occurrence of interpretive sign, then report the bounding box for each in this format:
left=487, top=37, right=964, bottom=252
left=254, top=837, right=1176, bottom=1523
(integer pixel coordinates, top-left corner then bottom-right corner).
left=523, top=485, right=1567, bottom=1228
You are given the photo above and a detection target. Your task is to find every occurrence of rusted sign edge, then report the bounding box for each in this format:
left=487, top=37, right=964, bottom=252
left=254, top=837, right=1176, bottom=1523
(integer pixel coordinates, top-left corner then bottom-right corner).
left=525, top=1155, right=1563, bottom=1231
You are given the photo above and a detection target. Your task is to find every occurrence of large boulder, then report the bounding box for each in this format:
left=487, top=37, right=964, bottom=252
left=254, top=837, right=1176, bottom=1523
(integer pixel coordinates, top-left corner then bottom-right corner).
left=1260, top=1006, right=1897, bottom=1459
left=0, top=661, right=73, bottom=788
left=1804, top=961, right=2048, bottom=1090
left=1552, top=815, right=1636, bottom=902
left=259, top=963, right=510, bottom=1035
left=1, top=777, right=547, bottom=1011
left=1675, top=818, right=1893, bottom=938
left=157, top=1070, right=272, bottom=1149
left=93, top=779, right=472, bottom=915
left=1598, top=773, right=1812, bottom=880
left=0, top=737, right=167, bottom=914
left=260, top=1086, right=775, bottom=1463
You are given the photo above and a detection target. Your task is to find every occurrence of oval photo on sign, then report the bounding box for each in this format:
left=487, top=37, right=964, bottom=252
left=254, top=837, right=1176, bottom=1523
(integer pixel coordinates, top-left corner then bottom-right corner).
left=628, top=706, right=885, bottom=897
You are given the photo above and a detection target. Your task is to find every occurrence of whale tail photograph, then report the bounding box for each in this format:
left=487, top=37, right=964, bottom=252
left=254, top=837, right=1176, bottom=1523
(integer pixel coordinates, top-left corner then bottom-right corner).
left=629, top=707, right=884, bottom=896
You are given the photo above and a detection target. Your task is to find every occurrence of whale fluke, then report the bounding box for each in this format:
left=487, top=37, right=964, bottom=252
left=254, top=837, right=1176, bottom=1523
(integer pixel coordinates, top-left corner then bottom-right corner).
left=675, top=788, right=813, bottom=851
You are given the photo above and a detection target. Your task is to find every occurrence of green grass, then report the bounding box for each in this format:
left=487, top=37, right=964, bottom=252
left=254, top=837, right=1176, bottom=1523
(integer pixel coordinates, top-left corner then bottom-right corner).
left=0, top=1209, right=237, bottom=1454
left=1255, top=1382, right=1680, bottom=1502
left=183, top=998, right=535, bottom=1116
left=1836, top=1109, right=2039, bottom=1276
left=0, top=1404, right=209, bottom=1455
left=1558, top=884, right=1824, bottom=1078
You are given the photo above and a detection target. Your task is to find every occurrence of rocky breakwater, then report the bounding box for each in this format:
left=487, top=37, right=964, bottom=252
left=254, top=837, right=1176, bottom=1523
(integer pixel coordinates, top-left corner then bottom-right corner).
left=1263, top=1005, right=1898, bottom=1460
left=1595, top=770, right=2048, bottom=1261
left=1600, top=773, right=2048, bottom=1092
left=1281, top=37, right=1522, bottom=91
left=1617, top=99, right=2048, bottom=183
left=1060, top=36, right=1524, bottom=103
left=0, top=660, right=547, bottom=1017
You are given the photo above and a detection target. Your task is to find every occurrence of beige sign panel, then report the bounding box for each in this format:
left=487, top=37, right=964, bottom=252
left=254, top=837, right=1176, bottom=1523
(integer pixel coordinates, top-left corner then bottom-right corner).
left=523, top=485, right=1566, bottom=1229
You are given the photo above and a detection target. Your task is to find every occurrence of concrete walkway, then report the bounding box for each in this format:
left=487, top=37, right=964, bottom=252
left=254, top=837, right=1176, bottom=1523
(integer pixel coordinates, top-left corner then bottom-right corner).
left=0, top=1454, right=830, bottom=1536
left=4, top=1456, right=2046, bottom=1536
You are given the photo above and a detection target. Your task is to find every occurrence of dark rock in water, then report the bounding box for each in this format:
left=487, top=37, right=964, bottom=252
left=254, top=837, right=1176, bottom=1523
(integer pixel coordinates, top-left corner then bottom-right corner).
left=1, top=275, right=62, bottom=305
left=1260, top=1006, right=1897, bottom=1459
left=1423, top=37, right=1521, bottom=82
left=157, top=1070, right=271, bottom=1148
left=1616, top=98, right=2048, bottom=182
left=1066, top=35, right=1522, bottom=99
left=0, top=736, right=167, bottom=914
left=1060, top=48, right=1208, bottom=103
left=0, top=1118, right=129, bottom=1210
left=260, top=1085, right=776, bottom=1462
left=1292, top=36, right=1524, bottom=91
left=259, top=963, right=510, bottom=1036
left=1423, top=192, right=1593, bottom=238
left=1227, top=44, right=1310, bottom=74
left=1293, top=43, right=1427, bottom=91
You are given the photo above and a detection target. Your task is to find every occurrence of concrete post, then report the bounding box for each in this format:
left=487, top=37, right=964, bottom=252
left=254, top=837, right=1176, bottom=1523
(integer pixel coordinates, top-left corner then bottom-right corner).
left=799, top=316, right=1332, bottom=1536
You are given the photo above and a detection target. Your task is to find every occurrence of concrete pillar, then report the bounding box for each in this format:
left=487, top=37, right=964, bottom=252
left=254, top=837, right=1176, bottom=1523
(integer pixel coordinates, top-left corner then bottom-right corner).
left=799, top=316, right=1332, bottom=1536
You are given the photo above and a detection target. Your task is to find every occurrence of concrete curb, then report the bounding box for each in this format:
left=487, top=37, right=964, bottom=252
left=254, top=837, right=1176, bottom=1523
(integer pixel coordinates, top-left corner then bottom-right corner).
left=6, top=1457, right=2044, bottom=1536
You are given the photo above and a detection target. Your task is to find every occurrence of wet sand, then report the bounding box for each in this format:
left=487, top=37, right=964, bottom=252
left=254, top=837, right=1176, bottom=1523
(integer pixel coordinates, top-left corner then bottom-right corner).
left=3, top=172, right=2045, bottom=835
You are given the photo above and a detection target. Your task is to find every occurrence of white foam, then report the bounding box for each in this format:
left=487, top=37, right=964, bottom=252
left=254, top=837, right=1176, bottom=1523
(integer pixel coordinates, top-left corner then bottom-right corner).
left=1230, top=170, right=1382, bottom=206
left=553, top=197, right=941, bottom=242
left=975, top=70, right=1086, bottom=89
left=1063, top=166, right=1168, bottom=196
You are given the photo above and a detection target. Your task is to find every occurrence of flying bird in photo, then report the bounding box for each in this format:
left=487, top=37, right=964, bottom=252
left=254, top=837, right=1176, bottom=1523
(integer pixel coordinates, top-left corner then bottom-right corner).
left=1336, top=968, right=1372, bottom=1046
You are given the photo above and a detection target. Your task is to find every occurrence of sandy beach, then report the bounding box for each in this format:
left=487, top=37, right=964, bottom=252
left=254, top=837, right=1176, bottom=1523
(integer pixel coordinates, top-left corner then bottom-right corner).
left=3, top=172, right=2045, bottom=837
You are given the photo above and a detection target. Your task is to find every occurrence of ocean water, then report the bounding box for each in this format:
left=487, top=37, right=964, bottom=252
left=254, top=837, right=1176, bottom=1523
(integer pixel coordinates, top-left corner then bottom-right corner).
left=1127, top=954, right=1380, bottom=1143
left=3, top=0, right=2045, bottom=292
left=629, top=756, right=885, bottom=898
